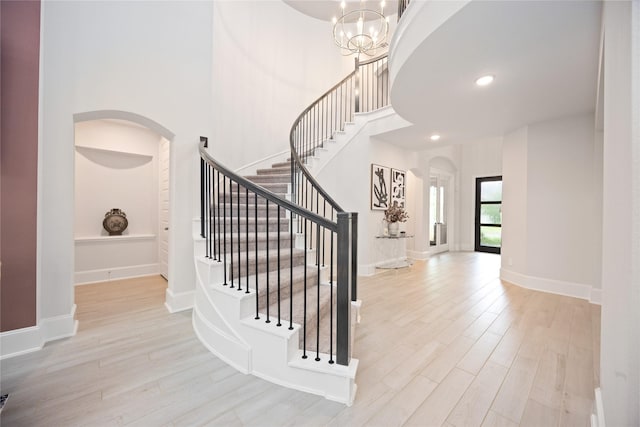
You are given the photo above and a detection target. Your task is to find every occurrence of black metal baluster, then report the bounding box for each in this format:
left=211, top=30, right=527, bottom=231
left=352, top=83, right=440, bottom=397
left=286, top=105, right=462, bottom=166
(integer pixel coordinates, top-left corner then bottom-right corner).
left=265, top=200, right=270, bottom=323
left=245, top=187, right=250, bottom=294
left=310, top=187, right=314, bottom=250
left=277, top=205, right=281, bottom=327
left=209, top=165, right=214, bottom=260
left=217, top=171, right=221, bottom=261
left=223, top=177, right=228, bottom=285
left=329, top=228, right=334, bottom=364
left=315, top=223, right=321, bottom=362
left=323, top=96, right=327, bottom=144
left=330, top=209, right=334, bottom=285
left=255, top=193, right=259, bottom=319
left=237, top=183, right=242, bottom=291
left=338, top=84, right=342, bottom=130
left=289, top=207, right=294, bottom=330
left=370, top=63, right=373, bottom=111
left=322, top=200, right=326, bottom=266
left=200, top=158, right=205, bottom=239
left=204, top=164, right=209, bottom=258
left=230, top=179, right=235, bottom=288
left=316, top=190, right=320, bottom=265
left=302, top=217, right=308, bottom=359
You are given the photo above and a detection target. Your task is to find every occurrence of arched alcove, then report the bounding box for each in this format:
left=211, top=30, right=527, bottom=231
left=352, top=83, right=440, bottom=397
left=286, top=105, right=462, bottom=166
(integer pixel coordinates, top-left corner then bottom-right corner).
left=73, top=111, right=174, bottom=286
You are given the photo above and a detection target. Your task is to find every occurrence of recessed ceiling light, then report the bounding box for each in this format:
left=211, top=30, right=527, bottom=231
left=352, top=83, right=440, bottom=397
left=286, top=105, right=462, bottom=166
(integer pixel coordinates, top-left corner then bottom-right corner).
left=430, top=134, right=441, bottom=141
left=475, top=75, right=495, bottom=86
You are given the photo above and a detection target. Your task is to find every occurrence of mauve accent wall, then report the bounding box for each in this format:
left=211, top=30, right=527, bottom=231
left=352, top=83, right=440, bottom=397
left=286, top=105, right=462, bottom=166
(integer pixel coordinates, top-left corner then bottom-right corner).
left=0, top=0, right=41, bottom=332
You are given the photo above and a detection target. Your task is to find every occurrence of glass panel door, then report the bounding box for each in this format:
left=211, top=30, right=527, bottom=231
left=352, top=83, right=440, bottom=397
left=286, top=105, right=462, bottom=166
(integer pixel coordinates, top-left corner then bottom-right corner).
left=429, top=174, right=450, bottom=253
left=429, top=177, right=437, bottom=246
left=475, top=176, right=502, bottom=254
left=439, top=178, right=448, bottom=246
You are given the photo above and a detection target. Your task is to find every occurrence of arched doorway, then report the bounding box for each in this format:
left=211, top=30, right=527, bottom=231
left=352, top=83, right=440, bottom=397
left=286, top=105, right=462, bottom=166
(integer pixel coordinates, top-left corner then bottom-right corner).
left=72, top=110, right=175, bottom=289
left=428, top=157, right=457, bottom=255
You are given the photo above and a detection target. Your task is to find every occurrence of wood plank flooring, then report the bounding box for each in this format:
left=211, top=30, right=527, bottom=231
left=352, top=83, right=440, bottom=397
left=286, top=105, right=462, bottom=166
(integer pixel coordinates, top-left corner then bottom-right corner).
left=0, top=252, right=600, bottom=426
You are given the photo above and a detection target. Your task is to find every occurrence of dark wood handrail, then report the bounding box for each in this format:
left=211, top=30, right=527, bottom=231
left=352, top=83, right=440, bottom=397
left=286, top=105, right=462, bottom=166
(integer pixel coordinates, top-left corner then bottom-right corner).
left=288, top=52, right=389, bottom=215
left=200, top=137, right=337, bottom=232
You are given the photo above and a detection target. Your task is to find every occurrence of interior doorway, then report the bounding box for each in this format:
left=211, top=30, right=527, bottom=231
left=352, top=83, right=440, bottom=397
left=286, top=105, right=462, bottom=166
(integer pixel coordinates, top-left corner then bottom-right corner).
left=429, top=173, right=452, bottom=254
left=159, top=138, right=170, bottom=279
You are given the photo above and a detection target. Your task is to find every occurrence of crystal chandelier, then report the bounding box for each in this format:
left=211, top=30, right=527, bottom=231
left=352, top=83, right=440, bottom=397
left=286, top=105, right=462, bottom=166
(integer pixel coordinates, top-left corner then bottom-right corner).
left=332, top=0, right=390, bottom=57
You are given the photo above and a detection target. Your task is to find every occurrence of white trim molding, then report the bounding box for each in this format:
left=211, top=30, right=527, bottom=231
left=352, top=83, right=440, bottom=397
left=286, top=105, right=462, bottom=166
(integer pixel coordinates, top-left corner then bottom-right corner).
left=590, top=387, right=606, bottom=427
left=358, top=263, right=377, bottom=276
left=75, top=263, right=160, bottom=285
left=164, top=287, right=194, bottom=313
left=500, top=268, right=602, bottom=305
left=1, top=305, right=78, bottom=360
left=407, top=250, right=430, bottom=260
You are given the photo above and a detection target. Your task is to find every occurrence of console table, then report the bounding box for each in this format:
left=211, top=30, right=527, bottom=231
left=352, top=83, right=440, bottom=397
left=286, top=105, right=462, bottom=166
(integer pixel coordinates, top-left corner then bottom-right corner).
left=375, top=234, right=414, bottom=269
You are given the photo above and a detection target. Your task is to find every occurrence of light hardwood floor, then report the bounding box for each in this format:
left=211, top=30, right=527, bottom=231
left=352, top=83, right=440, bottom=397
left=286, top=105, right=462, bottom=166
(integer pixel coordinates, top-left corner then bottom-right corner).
left=0, top=252, right=600, bottom=426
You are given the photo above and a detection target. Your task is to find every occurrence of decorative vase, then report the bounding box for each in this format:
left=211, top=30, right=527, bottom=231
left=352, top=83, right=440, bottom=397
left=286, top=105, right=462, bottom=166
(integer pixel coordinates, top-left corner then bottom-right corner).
left=103, top=208, right=128, bottom=236
left=388, top=221, right=399, bottom=236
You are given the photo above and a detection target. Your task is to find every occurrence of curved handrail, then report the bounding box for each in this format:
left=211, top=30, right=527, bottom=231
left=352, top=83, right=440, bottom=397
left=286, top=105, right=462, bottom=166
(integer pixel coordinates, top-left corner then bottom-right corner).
left=199, top=137, right=337, bottom=232
left=198, top=136, right=357, bottom=366
left=293, top=71, right=357, bottom=128
left=288, top=53, right=389, bottom=219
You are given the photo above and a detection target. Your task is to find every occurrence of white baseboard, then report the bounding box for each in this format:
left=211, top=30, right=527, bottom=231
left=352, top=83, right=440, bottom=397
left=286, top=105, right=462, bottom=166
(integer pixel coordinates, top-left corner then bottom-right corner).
left=500, top=268, right=602, bottom=304
left=358, top=263, right=377, bottom=276
left=164, top=288, right=194, bottom=313
left=407, top=250, right=430, bottom=260
left=459, top=243, right=474, bottom=251
left=589, top=288, right=602, bottom=305
left=41, top=304, right=78, bottom=342
left=75, top=263, right=160, bottom=285
left=591, top=387, right=605, bottom=427
left=0, top=326, right=42, bottom=360
left=1, top=305, right=78, bottom=360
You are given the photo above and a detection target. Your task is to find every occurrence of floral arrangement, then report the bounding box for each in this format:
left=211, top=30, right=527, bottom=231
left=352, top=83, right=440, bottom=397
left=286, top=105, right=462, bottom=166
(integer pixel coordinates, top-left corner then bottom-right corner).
left=384, top=202, right=409, bottom=223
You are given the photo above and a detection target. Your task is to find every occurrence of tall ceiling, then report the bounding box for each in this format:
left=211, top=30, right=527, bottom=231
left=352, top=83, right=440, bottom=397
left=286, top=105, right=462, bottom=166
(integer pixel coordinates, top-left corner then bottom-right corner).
left=376, top=0, right=602, bottom=150
left=284, top=0, right=399, bottom=22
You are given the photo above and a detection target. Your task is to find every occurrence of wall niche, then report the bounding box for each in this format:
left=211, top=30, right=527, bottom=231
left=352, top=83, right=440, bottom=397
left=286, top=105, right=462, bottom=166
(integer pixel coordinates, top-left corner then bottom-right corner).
left=74, top=119, right=163, bottom=284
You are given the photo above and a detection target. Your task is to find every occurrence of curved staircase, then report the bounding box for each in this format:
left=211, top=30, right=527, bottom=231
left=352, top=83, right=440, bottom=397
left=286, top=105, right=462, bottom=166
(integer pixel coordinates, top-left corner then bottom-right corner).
left=192, top=50, right=394, bottom=404
left=192, top=149, right=358, bottom=404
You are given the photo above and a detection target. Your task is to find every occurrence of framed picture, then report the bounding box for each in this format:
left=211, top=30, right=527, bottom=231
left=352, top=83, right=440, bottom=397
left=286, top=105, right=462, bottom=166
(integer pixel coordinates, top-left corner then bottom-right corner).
left=371, top=164, right=390, bottom=210
left=391, top=168, right=406, bottom=208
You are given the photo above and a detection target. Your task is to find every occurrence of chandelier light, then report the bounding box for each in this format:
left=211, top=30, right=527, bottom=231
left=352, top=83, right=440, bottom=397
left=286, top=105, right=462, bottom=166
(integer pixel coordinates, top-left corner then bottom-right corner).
left=332, top=0, right=390, bottom=57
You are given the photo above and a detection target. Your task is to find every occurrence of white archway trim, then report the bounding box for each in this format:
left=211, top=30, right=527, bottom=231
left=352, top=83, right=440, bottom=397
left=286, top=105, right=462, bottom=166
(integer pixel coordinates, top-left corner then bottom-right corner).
left=73, top=110, right=175, bottom=140
left=72, top=110, right=181, bottom=313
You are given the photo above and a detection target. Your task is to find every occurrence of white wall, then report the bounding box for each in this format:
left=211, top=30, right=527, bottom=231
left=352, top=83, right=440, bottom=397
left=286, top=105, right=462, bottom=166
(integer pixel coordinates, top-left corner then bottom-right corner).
left=315, top=117, right=417, bottom=273
left=501, top=113, right=602, bottom=298
left=39, top=0, right=214, bottom=324
left=316, top=110, right=466, bottom=273
left=599, top=1, right=639, bottom=425
left=459, top=138, right=503, bottom=251
left=527, top=114, right=600, bottom=287
left=211, top=0, right=354, bottom=170
left=75, top=120, right=161, bottom=237
left=501, top=126, right=529, bottom=274
left=74, top=120, right=162, bottom=284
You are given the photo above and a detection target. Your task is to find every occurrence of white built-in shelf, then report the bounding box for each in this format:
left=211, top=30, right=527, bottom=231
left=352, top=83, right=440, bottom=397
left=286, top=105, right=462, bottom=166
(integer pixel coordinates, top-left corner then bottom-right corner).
left=75, top=234, right=156, bottom=244
left=75, top=145, right=153, bottom=160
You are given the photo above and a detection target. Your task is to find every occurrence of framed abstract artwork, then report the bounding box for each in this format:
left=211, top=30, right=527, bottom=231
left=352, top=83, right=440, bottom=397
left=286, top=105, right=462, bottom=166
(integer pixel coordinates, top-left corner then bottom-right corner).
left=371, top=164, right=390, bottom=210
left=390, top=168, right=406, bottom=208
